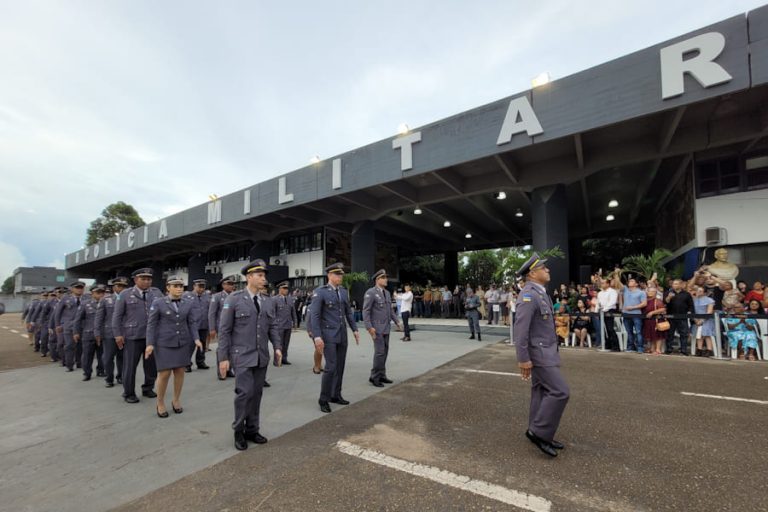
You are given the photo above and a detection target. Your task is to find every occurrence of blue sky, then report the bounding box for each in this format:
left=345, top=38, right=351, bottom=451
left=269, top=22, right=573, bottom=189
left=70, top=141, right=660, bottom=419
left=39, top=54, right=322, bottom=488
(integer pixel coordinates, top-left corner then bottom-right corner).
left=0, top=0, right=764, bottom=279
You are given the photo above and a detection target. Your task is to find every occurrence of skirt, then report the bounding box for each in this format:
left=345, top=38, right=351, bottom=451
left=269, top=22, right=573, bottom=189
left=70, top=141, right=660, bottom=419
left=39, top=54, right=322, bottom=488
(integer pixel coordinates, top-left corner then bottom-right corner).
left=155, top=343, right=195, bottom=371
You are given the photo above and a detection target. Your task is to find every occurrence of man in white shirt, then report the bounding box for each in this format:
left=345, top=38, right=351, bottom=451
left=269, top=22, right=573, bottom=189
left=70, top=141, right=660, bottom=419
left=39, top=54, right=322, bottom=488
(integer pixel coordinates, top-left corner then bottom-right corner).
left=597, top=279, right=620, bottom=351
left=486, top=284, right=501, bottom=325
left=398, top=285, right=414, bottom=341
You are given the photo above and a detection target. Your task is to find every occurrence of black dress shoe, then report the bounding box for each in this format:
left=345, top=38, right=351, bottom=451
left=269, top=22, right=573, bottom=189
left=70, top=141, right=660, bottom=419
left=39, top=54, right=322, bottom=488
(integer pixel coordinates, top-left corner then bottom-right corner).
left=218, top=375, right=226, bottom=381
left=477, top=335, right=482, bottom=341
left=381, top=377, right=393, bottom=384
left=124, top=395, right=140, bottom=404
left=157, top=407, right=169, bottom=418
left=65, top=368, right=74, bottom=372
left=469, top=335, right=475, bottom=340
left=116, top=377, right=122, bottom=384
left=234, top=431, right=248, bottom=451
left=142, top=390, right=158, bottom=398
left=370, top=379, right=384, bottom=388
left=185, top=366, right=192, bottom=373
left=263, top=381, right=271, bottom=387
left=550, top=439, right=565, bottom=450
left=245, top=432, right=268, bottom=444
left=525, top=430, right=557, bottom=457
left=330, top=397, right=350, bottom=405
left=82, top=376, right=91, bottom=381
left=197, top=363, right=210, bottom=370
left=319, top=400, right=332, bottom=413
left=105, top=382, right=114, bottom=388
left=282, top=360, right=291, bottom=365
left=227, top=370, right=235, bottom=378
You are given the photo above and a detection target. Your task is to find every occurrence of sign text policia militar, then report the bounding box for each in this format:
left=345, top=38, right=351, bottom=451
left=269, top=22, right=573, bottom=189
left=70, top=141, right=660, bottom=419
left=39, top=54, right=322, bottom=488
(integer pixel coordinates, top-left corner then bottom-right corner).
left=67, top=13, right=761, bottom=268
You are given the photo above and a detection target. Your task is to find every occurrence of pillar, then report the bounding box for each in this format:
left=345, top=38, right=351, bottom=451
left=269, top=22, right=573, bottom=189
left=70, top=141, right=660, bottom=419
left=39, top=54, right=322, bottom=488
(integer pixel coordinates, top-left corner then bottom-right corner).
left=531, top=184, right=570, bottom=289
left=443, top=251, right=458, bottom=289
left=351, top=221, right=376, bottom=303
left=188, top=253, right=206, bottom=289
left=150, top=261, right=165, bottom=291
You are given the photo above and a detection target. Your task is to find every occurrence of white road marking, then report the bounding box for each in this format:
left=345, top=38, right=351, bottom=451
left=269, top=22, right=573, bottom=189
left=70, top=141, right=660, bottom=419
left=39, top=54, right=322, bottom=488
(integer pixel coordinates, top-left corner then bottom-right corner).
left=10, top=329, right=19, bottom=333
left=460, top=369, right=521, bottom=377
left=1, top=325, right=8, bottom=329
left=336, top=441, right=551, bottom=512
left=681, top=392, right=768, bottom=405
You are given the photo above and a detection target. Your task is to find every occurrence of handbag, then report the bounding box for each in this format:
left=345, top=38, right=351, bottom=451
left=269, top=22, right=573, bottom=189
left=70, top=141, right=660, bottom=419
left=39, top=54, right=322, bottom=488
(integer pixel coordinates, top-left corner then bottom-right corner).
left=656, top=319, right=670, bottom=332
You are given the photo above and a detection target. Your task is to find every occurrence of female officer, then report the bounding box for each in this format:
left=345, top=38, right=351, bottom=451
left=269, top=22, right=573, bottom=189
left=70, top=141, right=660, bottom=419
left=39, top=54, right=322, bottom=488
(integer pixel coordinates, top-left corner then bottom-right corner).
left=145, top=276, right=202, bottom=418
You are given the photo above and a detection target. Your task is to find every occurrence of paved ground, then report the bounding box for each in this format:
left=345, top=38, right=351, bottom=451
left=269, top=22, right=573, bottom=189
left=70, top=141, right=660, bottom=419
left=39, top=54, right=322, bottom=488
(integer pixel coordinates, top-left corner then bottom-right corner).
left=0, top=313, right=49, bottom=371
left=0, top=322, right=506, bottom=512
left=111, top=345, right=768, bottom=512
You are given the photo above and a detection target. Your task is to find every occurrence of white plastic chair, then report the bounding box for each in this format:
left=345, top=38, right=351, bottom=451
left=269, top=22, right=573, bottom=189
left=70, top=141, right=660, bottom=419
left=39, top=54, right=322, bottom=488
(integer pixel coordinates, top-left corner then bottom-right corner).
left=615, top=317, right=627, bottom=351
left=569, top=331, right=592, bottom=348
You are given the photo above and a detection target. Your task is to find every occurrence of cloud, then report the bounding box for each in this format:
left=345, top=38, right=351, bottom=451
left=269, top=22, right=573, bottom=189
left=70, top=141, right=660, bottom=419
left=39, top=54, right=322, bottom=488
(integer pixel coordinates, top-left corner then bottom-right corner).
left=0, top=241, right=27, bottom=280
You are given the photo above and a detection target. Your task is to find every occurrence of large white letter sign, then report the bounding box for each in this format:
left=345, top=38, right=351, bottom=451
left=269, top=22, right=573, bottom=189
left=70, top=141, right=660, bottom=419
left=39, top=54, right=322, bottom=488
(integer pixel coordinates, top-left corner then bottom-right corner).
left=207, top=200, right=222, bottom=224
left=496, top=96, right=543, bottom=145
left=332, top=159, right=342, bottom=189
left=278, top=177, right=294, bottom=204
left=660, top=32, right=733, bottom=99
left=392, top=132, right=422, bottom=171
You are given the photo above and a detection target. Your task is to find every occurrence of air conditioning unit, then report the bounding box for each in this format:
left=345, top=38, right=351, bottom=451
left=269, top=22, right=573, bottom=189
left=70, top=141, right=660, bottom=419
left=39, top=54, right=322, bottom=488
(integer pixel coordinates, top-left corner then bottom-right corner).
left=704, top=227, right=727, bottom=246
left=294, top=269, right=300, bottom=276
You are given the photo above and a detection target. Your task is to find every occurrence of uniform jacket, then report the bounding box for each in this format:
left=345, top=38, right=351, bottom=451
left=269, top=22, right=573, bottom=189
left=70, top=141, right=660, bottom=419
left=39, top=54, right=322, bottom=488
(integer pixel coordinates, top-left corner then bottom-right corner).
left=208, top=290, right=230, bottom=331
left=147, top=296, right=200, bottom=349
left=73, top=297, right=100, bottom=338
left=48, top=298, right=60, bottom=330
left=54, top=294, right=83, bottom=333
left=513, top=281, right=560, bottom=367
left=94, top=294, right=117, bottom=339
left=309, top=284, right=357, bottom=344
left=362, top=286, right=398, bottom=335
left=464, top=295, right=481, bottom=317
left=183, top=291, right=211, bottom=330
left=27, top=299, right=41, bottom=324
left=272, top=293, right=297, bottom=330
left=217, top=290, right=282, bottom=369
left=111, top=286, right=164, bottom=340
left=305, top=298, right=316, bottom=339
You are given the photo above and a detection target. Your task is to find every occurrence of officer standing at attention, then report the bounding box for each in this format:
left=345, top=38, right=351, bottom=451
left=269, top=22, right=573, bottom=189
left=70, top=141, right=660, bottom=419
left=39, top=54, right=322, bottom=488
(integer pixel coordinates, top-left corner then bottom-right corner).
left=363, top=269, right=401, bottom=387
left=209, top=275, right=237, bottom=380
left=74, top=284, right=106, bottom=381
left=32, top=292, right=52, bottom=358
left=464, top=288, right=482, bottom=341
left=310, top=263, right=359, bottom=414
left=54, top=281, right=86, bottom=372
left=183, top=279, right=211, bottom=372
left=514, top=253, right=570, bottom=458
left=112, top=268, right=164, bottom=404
left=96, top=277, right=127, bottom=387
left=47, top=288, right=64, bottom=363
left=272, top=281, right=297, bottom=366
left=217, top=260, right=282, bottom=450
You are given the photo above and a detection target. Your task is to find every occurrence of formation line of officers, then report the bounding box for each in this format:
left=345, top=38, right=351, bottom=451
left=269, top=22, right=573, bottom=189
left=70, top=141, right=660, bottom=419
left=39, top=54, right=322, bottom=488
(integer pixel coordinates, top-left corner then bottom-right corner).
left=22, top=260, right=403, bottom=451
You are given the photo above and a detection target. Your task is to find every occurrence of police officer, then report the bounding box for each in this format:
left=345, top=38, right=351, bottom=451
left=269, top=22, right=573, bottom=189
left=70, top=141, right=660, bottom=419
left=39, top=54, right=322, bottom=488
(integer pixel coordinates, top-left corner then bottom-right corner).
left=96, top=277, right=127, bottom=387
left=29, top=292, right=47, bottom=352
left=209, top=275, right=237, bottom=380
left=183, top=279, right=211, bottom=372
left=272, top=281, right=297, bottom=366
left=54, top=281, right=86, bottom=372
left=47, top=288, right=64, bottom=363
left=305, top=292, right=323, bottom=374
left=310, top=263, right=359, bottom=413
left=74, top=284, right=106, bottom=381
left=514, top=253, right=570, bottom=458
left=24, top=294, right=41, bottom=347
left=363, top=269, right=401, bottom=387
left=217, top=260, right=282, bottom=450
left=112, top=268, right=164, bottom=403
left=36, top=291, right=55, bottom=358
left=464, top=288, right=482, bottom=341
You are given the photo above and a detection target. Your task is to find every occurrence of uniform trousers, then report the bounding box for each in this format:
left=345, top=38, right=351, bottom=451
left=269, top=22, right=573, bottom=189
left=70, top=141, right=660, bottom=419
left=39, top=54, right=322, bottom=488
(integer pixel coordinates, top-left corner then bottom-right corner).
left=467, top=311, right=481, bottom=336
left=280, top=329, right=292, bottom=361
left=40, top=326, right=50, bottom=356
left=34, top=327, right=42, bottom=351
left=232, top=365, right=267, bottom=434
left=63, top=331, right=77, bottom=370
left=75, top=339, right=83, bottom=368
left=370, top=332, right=390, bottom=382
left=101, top=336, right=123, bottom=383
left=56, top=332, right=65, bottom=365
left=529, top=365, right=570, bottom=443
left=122, top=338, right=157, bottom=398
left=81, top=336, right=99, bottom=377
left=320, top=341, right=348, bottom=402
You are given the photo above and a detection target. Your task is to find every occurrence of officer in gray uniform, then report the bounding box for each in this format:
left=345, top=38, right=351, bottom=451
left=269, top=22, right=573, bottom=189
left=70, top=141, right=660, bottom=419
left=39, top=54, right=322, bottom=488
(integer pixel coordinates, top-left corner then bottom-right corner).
left=29, top=292, right=46, bottom=352
left=209, top=275, right=237, bottom=380
left=272, top=281, right=297, bottom=366
left=513, top=253, right=570, bottom=458
left=54, top=281, right=86, bottom=372
left=363, top=269, right=401, bottom=387
left=112, top=268, right=164, bottom=403
left=310, top=263, right=360, bottom=413
left=183, top=279, right=211, bottom=372
left=217, top=260, right=282, bottom=450
left=47, top=288, right=64, bottom=362
left=464, top=288, right=482, bottom=341
left=96, top=277, right=127, bottom=387
left=74, top=284, right=106, bottom=381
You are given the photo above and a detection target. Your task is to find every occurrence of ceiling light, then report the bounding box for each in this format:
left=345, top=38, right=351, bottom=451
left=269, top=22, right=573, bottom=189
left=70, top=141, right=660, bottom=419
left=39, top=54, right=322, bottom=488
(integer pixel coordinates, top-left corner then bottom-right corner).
left=495, top=191, right=507, bottom=200
left=515, top=209, right=524, bottom=218
left=309, top=155, right=321, bottom=164
left=465, top=233, right=472, bottom=239
left=397, top=123, right=410, bottom=135
left=606, top=214, right=615, bottom=221
left=531, top=72, right=551, bottom=88
left=413, top=207, right=422, bottom=215
left=608, top=199, right=619, bottom=208
left=443, top=220, right=451, bottom=228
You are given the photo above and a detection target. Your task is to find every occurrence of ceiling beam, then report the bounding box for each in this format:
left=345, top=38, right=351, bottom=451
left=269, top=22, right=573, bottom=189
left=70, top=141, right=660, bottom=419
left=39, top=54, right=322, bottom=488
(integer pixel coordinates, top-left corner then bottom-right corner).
left=654, top=154, right=693, bottom=213
left=579, top=178, right=591, bottom=230
left=574, top=133, right=585, bottom=170
left=432, top=168, right=465, bottom=195
left=337, top=190, right=380, bottom=211
left=379, top=181, right=420, bottom=203
left=659, top=106, right=687, bottom=153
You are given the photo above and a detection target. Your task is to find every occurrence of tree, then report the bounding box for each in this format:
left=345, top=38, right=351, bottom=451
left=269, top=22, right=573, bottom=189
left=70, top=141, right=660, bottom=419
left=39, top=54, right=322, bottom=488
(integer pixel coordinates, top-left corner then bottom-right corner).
left=459, top=250, right=501, bottom=288
left=621, top=248, right=673, bottom=284
left=1, top=276, right=13, bottom=294
left=398, top=254, right=444, bottom=285
left=496, top=246, right=566, bottom=284
left=86, top=202, right=145, bottom=245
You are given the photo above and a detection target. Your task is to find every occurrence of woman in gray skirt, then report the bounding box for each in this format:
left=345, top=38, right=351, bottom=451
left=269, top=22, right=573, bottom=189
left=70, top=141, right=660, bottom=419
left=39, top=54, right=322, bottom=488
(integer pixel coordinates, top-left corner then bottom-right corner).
left=145, top=276, right=202, bottom=418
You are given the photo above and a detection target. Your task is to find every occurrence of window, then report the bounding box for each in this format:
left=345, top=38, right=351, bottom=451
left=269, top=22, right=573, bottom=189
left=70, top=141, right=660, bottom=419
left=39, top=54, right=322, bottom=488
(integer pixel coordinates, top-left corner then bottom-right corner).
left=695, top=152, right=768, bottom=198
left=746, top=156, right=768, bottom=190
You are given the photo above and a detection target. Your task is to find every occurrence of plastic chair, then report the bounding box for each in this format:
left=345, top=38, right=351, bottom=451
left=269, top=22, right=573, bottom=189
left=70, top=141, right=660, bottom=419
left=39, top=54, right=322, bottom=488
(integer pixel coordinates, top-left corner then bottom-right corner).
left=569, top=331, right=592, bottom=348
left=615, top=317, right=627, bottom=351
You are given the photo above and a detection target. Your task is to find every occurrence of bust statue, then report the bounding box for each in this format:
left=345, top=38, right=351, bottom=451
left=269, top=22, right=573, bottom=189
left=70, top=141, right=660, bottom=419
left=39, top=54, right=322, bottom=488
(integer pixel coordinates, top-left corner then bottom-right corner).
left=699, top=247, right=739, bottom=289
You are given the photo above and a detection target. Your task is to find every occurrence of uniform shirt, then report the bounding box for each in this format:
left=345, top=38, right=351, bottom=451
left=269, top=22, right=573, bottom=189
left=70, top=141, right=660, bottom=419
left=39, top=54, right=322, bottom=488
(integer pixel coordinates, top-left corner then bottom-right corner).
left=363, top=286, right=399, bottom=335
left=183, top=291, right=211, bottom=330
left=111, top=286, right=164, bottom=340
left=94, top=294, right=116, bottom=339
left=514, top=281, right=560, bottom=367
left=73, top=297, right=100, bottom=337
left=217, top=289, right=281, bottom=368
left=208, top=290, right=230, bottom=331
left=309, top=284, right=357, bottom=344
left=147, top=296, right=199, bottom=349
left=272, top=293, right=297, bottom=330
left=54, top=294, right=83, bottom=333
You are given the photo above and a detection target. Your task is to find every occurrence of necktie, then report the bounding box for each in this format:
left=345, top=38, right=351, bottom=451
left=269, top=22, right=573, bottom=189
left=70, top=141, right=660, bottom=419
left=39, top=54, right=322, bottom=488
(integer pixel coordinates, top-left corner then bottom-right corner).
left=171, top=300, right=179, bottom=313
left=253, top=295, right=261, bottom=315
left=284, top=296, right=288, bottom=306
left=76, top=297, right=81, bottom=307
left=142, top=291, right=147, bottom=302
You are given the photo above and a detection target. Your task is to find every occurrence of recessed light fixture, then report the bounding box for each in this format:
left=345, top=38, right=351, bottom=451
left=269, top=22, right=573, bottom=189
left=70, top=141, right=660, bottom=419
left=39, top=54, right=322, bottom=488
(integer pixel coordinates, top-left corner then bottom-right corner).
left=443, top=220, right=451, bottom=228
left=495, top=191, right=507, bottom=200
left=309, top=155, right=321, bottom=164
left=606, top=214, right=615, bottom=221
left=515, top=209, right=524, bottom=218
left=413, top=207, right=422, bottom=215
left=465, top=233, right=472, bottom=239
left=397, top=123, right=410, bottom=135
left=608, top=199, right=619, bottom=208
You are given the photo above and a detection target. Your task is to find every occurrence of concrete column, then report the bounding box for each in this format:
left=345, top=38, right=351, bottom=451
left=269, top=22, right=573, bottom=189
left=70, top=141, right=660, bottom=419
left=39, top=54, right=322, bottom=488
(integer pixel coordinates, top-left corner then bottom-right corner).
left=150, top=261, right=165, bottom=291
left=188, top=253, right=206, bottom=288
left=249, top=241, right=271, bottom=262
left=531, top=184, right=570, bottom=289
left=351, top=221, right=376, bottom=303
left=443, top=251, right=458, bottom=289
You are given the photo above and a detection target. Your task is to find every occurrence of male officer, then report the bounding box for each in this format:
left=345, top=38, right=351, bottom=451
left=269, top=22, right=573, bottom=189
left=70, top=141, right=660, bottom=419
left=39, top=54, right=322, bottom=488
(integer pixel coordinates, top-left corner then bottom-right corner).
left=217, top=260, right=282, bottom=450
left=514, top=253, right=570, bottom=458
left=54, top=281, right=86, bottom=372
left=112, top=268, right=163, bottom=403
left=310, top=263, right=359, bottom=413
left=47, top=288, right=64, bottom=362
left=36, top=292, right=56, bottom=358
left=183, top=279, right=211, bottom=372
left=96, top=277, right=127, bottom=387
left=464, top=288, right=482, bottom=341
left=29, top=292, right=47, bottom=352
left=363, top=269, right=401, bottom=387
left=209, top=275, right=237, bottom=380
left=272, top=281, right=297, bottom=366
left=74, top=284, right=106, bottom=381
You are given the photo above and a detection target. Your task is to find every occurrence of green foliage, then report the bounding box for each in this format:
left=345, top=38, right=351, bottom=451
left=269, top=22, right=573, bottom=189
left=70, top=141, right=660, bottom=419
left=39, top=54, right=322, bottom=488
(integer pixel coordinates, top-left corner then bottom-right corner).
left=1, top=276, right=13, bottom=294
left=398, top=254, right=444, bottom=285
left=496, top=246, right=566, bottom=284
left=342, top=271, right=369, bottom=289
left=86, top=202, right=145, bottom=245
left=581, top=236, right=655, bottom=272
left=459, top=249, right=501, bottom=288
left=620, top=248, right=673, bottom=284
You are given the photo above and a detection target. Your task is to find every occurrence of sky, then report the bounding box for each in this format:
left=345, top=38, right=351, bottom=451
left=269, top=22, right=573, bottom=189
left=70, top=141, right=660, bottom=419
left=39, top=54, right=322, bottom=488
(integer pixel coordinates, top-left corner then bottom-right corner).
left=0, top=0, right=765, bottom=280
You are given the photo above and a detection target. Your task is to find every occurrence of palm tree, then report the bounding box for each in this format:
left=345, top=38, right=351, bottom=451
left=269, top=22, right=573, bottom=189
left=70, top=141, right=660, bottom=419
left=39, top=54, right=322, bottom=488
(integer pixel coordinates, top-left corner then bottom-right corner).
left=620, top=248, right=673, bottom=284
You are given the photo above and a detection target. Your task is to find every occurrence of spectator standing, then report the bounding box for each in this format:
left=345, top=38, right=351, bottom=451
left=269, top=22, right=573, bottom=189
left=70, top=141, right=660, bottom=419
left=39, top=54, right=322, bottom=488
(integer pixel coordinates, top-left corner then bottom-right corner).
left=691, top=286, right=715, bottom=357
left=413, top=287, right=423, bottom=318
left=664, top=279, right=695, bottom=355
left=398, top=285, right=413, bottom=342
left=597, top=278, right=620, bottom=351
left=617, top=277, right=647, bottom=353
left=441, top=287, right=452, bottom=318
left=641, top=286, right=667, bottom=355
left=422, top=287, right=433, bottom=318
left=744, top=281, right=765, bottom=304
left=486, top=284, right=501, bottom=325
left=477, top=285, right=487, bottom=320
